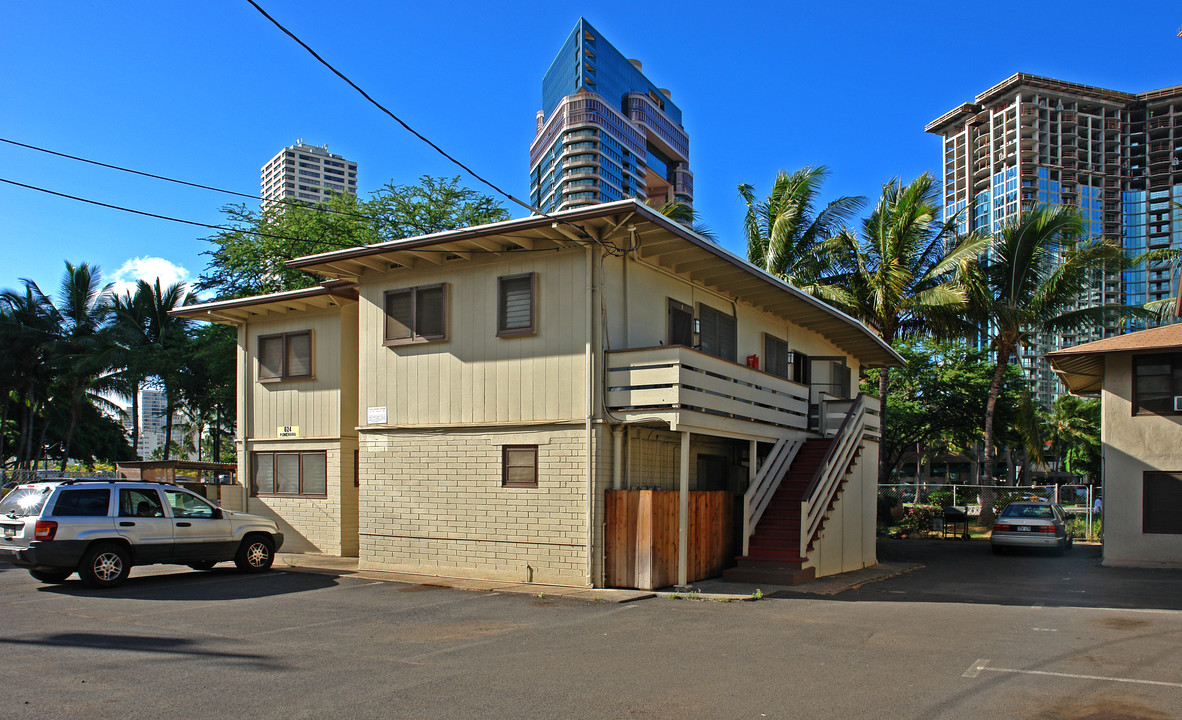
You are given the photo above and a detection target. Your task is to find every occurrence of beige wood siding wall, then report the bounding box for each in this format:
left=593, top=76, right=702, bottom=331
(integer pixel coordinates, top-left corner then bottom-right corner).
left=358, top=250, right=588, bottom=426
left=601, top=255, right=861, bottom=378
left=246, top=308, right=346, bottom=439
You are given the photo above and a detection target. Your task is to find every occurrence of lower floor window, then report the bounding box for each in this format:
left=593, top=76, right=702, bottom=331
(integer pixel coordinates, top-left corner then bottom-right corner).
left=502, top=445, right=538, bottom=488
left=253, top=451, right=327, bottom=496
left=1143, top=472, right=1182, bottom=534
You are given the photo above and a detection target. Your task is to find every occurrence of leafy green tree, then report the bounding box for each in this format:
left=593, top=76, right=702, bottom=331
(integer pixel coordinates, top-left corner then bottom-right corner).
left=864, top=338, right=1025, bottom=480
left=825, top=173, right=988, bottom=481
left=199, top=175, right=510, bottom=298
left=739, top=166, right=864, bottom=295
left=177, top=323, right=236, bottom=463
left=652, top=200, right=717, bottom=242
left=1042, top=394, right=1101, bottom=480
left=0, top=284, right=59, bottom=470
left=964, top=206, right=1148, bottom=522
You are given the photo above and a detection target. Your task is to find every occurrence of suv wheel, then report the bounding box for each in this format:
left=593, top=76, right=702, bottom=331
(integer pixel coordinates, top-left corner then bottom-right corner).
left=29, top=568, right=73, bottom=584
left=79, top=543, right=131, bottom=588
left=235, top=535, right=275, bottom=573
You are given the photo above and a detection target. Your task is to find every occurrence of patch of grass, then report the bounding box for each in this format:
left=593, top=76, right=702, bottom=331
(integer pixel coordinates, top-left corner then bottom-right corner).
left=750, top=589, right=764, bottom=601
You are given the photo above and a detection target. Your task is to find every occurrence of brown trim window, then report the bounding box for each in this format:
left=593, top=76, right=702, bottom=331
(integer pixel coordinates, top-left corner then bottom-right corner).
left=252, top=451, right=327, bottom=497
left=258, top=331, right=312, bottom=382
left=502, top=445, right=539, bottom=488
left=1143, top=472, right=1182, bottom=534
left=668, top=299, right=693, bottom=347
left=384, top=283, right=447, bottom=345
left=497, top=272, right=536, bottom=337
left=1132, top=353, right=1182, bottom=416
left=764, top=334, right=790, bottom=379
left=698, top=303, right=737, bottom=362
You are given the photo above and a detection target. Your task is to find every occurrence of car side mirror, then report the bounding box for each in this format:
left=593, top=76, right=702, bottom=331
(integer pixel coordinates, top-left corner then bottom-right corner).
left=212, top=508, right=223, bottom=520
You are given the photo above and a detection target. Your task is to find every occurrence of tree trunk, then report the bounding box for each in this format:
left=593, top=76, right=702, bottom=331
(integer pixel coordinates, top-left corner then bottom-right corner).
left=212, top=403, right=221, bottom=464
left=979, top=346, right=1011, bottom=527
left=131, top=383, right=140, bottom=459
left=59, top=402, right=81, bottom=473
left=163, top=399, right=174, bottom=462
left=878, top=367, right=889, bottom=484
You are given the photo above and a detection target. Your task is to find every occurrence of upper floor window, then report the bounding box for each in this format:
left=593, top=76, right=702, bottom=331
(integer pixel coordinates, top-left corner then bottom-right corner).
left=259, top=331, right=312, bottom=382
left=764, top=334, right=790, bottom=379
left=1133, top=353, right=1182, bottom=415
left=668, top=299, right=693, bottom=346
left=384, top=284, right=447, bottom=345
left=698, top=303, right=737, bottom=362
left=498, top=273, right=536, bottom=337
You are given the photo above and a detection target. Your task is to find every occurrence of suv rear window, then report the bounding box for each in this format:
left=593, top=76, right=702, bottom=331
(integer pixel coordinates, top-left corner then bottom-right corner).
left=52, top=489, right=111, bottom=517
left=0, top=486, right=54, bottom=518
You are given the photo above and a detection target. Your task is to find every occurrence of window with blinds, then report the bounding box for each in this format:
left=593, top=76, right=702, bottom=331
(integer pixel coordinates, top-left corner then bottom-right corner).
left=384, top=284, right=448, bottom=344
left=764, top=334, right=790, bottom=379
left=252, top=451, right=327, bottom=496
left=1133, top=353, right=1182, bottom=415
left=498, top=273, right=536, bottom=337
left=698, top=303, right=736, bottom=361
left=257, top=331, right=312, bottom=381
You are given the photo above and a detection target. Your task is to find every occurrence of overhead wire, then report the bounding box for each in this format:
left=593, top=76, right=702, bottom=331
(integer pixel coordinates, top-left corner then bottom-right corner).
left=0, top=176, right=573, bottom=260
left=241, top=0, right=625, bottom=255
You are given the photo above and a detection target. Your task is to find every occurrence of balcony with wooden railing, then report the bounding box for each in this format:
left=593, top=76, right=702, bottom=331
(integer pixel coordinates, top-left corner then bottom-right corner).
left=605, top=346, right=810, bottom=440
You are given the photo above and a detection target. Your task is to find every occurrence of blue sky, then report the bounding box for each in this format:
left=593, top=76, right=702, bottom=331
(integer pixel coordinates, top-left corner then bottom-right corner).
left=2, top=1, right=1180, bottom=296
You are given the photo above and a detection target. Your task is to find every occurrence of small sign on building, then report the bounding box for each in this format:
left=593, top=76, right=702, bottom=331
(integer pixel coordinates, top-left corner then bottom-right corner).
left=277, top=425, right=300, bottom=438
left=367, top=406, right=387, bottom=424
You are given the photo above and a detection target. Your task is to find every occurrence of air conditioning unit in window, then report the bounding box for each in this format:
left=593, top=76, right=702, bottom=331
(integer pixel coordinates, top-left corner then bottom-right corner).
left=1175, top=396, right=1182, bottom=412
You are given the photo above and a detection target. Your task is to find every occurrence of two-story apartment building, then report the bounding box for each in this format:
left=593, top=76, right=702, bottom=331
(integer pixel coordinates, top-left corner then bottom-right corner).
left=1047, top=324, right=1182, bottom=567
left=176, top=200, right=901, bottom=589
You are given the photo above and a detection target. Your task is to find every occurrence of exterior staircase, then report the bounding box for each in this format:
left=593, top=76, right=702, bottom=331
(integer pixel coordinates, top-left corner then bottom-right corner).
left=724, top=438, right=833, bottom=585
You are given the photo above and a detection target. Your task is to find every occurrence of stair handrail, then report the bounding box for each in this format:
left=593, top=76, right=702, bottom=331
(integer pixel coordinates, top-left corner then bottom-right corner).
left=742, top=438, right=802, bottom=556
left=800, top=394, right=870, bottom=553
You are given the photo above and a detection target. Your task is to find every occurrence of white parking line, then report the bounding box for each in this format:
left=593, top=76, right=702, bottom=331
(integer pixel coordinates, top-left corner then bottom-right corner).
left=962, top=658, right=1182, bottom=689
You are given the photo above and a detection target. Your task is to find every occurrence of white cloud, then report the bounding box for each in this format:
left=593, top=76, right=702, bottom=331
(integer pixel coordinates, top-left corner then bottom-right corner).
left=108, top=256, right=192, bottom=299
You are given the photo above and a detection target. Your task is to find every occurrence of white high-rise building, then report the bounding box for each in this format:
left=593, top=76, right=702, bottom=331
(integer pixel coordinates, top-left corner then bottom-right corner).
left=260, top=140, right=358, bottom=210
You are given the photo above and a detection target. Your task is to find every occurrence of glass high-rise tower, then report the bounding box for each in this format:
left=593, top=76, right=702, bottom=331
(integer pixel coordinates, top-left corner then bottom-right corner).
left=928, top=73, right=1182, bottom=405
left=529, top=18, right=692, bottom=214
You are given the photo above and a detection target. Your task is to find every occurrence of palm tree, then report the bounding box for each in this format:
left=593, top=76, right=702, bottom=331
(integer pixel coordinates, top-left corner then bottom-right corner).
left=823, top=173, right=988, bottom=482
left=965, top=205, right=1146, bottom=517
left=133, top=279, right=193, bottom=461
left=652, top=200, right=717, bottom=242
left=1, top=283, right=62, bottom=470
left=739, top=166, right=864, bottom=295
left=50, top=263, right=118, bottom=470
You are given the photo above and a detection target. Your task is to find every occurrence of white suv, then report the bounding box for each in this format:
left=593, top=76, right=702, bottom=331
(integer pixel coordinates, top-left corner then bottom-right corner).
left=0, top=479, right=284, bottom=588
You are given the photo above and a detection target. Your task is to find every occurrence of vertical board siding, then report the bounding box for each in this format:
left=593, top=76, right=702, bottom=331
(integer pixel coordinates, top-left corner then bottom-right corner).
left=247, top=308, right=345, bottom=439
left=359, top=250, right=587, bottom=426
left=604, top=489, right=734, bottom=590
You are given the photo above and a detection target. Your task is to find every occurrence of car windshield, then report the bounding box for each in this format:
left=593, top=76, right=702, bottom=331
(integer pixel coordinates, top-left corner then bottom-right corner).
left=1001, top=504, right=1054, bottom=520
left=0, top=485, right=54, bottom=518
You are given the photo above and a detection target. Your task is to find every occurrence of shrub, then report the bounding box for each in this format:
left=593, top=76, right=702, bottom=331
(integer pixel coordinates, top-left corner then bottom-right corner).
left=899, top=504, right=939, bottom=534
left=928, top=490, right=954, bottom=508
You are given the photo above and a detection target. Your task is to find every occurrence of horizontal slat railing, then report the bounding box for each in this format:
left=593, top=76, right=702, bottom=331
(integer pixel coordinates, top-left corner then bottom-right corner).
left=741, top=438, right=803, bottom=555
left=605, top=346, right=810, bottom=430
left=801, top=394, right=869, bottom=553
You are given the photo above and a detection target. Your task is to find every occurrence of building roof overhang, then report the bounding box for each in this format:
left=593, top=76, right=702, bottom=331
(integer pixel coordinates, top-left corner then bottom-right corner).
left=1045, top=324, right=1182, bottom=395
left=169, top=279, right=358, bottom=325
left=283, top=200, right=904, bottom=368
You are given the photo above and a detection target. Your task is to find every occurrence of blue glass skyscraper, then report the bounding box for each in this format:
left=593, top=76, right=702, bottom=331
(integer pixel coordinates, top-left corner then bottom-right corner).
left=529, top=19, right=692, bottom=214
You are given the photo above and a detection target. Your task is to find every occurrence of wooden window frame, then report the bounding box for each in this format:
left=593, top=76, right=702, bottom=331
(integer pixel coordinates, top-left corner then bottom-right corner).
left=383, top=283, right=448, bottom=346
left=667, top=298, right=694, bottom=347
left=497, top=272, right=537, bottom=337
left=502, top=445, right=539, bottom=488
left=251, top=450, right=328, bottom=498
left=1132, top=352, right=1182, bottom=416
left=257, top=330, right=313, bottom=383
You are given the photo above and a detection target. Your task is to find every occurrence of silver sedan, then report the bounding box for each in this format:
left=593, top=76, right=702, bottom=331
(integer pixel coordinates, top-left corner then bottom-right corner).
left=991, top=502, right=1074, bottom=555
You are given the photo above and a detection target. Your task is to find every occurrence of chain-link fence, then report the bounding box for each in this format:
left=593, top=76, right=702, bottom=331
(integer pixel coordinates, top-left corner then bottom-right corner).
left=878, top=483, right=1102, bottom=541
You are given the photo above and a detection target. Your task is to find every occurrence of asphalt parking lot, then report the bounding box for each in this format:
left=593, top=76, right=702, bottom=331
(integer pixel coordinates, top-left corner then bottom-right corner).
left=2, top=540, right=1181, bottom=720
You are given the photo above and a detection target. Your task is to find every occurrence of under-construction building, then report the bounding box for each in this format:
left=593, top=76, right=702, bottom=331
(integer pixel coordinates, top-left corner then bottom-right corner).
left=927, top=73, right=1182, bottom=405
